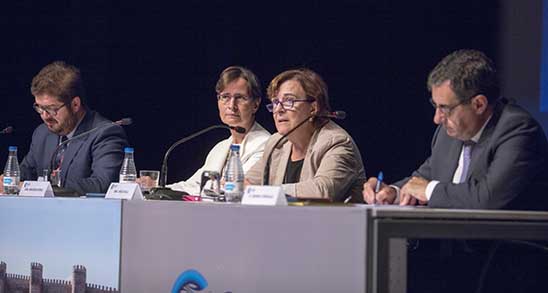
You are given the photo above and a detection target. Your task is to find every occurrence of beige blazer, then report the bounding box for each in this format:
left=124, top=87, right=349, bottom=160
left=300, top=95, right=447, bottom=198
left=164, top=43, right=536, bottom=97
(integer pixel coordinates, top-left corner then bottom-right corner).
left=246, top=121, right=366, bottom=202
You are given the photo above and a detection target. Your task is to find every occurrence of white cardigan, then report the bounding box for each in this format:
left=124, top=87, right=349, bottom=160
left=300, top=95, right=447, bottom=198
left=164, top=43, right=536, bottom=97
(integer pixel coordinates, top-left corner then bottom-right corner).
left=167, top=122, right=270, bottom=195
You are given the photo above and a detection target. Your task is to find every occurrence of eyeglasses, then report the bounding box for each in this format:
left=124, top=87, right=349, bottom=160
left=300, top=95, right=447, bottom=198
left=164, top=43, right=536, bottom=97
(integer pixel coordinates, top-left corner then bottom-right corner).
left=266, top=95, right=316, bottom=112
left=217, top=93, right=251, bottom=104
left=33, top=103, right=67, bottom=116
left=429, top=95, right=475, bottom=116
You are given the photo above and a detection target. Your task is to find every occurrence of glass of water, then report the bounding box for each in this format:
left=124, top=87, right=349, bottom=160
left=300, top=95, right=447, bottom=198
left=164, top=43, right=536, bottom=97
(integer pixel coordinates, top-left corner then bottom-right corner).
left=138, top=170, right=160, bottom=193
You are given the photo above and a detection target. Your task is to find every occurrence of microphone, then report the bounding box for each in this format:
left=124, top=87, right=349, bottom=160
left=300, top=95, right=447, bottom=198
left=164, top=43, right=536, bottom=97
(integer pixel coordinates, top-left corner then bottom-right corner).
left=117, top=117, right=133, bottom=126
left=262, top=110, right=346, bottom=185
left=229, top=125, right=246, bottom=134
left=319, top=110, right=346, bottom=120
left=1, top=126, right=14, bottom=134
left=158, top=124, right=246, bottom=188
left=48, top=117, right=133, bottom=186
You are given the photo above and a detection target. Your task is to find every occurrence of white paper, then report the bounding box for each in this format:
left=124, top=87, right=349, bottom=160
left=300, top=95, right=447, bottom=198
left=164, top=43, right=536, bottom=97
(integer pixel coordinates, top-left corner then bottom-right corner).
left=19, top=181, right=54, bottom=197
left=105, top=183, right=144, bottom=200
left=242, top=185, right=287, bottom=206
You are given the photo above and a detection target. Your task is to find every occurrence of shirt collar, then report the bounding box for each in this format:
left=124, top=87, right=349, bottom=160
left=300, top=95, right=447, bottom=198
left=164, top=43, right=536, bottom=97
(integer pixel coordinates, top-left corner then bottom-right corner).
left=63, top=112, right=86, bottom=140
left=469, top=114, right=492, bottom=143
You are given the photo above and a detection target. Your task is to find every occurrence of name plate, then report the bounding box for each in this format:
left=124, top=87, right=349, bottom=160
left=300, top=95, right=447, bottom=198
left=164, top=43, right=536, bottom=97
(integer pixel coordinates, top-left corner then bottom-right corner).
left=242, top=185, right=287, bottom=206
left=19, top=181, right=54, bottom=197
left=105, top=183, right=144, bottom=200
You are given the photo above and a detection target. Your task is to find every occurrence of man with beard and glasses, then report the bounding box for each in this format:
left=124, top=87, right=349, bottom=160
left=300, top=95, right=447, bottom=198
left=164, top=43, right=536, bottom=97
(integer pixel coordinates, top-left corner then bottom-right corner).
left=0, top=61, right=128, bottom=195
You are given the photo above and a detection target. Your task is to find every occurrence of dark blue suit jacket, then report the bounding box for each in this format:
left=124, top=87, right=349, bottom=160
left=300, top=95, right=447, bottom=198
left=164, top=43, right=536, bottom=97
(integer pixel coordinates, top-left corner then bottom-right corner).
left=20, top=110, right=129, bottom=194
left=396, top=98, right=548, bottom=210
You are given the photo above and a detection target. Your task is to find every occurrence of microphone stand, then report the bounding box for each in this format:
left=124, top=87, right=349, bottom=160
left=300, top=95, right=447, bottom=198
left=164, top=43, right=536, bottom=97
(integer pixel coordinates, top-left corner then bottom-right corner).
left=146, top=124, right=244, bottom=201
left=158, top=125, right=235, bottom=188
left=148, top=124, right=243, bottom=201
left=261, top=110, right=346, bottom=185
left=47, top=118, right=131, bottom=196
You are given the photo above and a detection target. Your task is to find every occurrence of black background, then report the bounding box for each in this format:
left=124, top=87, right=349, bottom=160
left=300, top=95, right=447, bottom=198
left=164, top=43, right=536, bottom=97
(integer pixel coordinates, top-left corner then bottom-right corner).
left=1, top=0, right=500, bottom=184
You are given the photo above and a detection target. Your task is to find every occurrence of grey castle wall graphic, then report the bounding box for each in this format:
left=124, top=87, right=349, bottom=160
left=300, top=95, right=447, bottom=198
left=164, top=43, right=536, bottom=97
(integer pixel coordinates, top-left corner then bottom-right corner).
left=0, top=261, right=118, bottom=293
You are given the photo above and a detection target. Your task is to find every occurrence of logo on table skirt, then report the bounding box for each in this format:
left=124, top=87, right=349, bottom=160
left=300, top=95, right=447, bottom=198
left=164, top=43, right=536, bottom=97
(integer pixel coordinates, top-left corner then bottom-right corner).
left=171, top=269, right=208, bottom=293
left=171, top=269, right=233, bottom=293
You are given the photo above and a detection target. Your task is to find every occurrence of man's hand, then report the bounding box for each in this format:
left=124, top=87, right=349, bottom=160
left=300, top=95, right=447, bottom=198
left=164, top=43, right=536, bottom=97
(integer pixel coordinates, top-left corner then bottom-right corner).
left=400, top=176, right=429, bottom=206
left=363, top=177, right=397, bottom=204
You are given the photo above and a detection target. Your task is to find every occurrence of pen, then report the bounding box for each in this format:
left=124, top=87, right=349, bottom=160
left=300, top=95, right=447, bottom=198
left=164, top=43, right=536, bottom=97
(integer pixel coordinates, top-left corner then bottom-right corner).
left=375, top=171, right=383, bottom=193
left=374, top=171, right=384, bottom=205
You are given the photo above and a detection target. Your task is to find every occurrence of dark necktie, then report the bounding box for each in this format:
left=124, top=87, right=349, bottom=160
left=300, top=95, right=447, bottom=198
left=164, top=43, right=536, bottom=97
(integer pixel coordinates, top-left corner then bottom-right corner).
left=459, top=141, right=475, bottom=183
left=54, top=136, right=68, bottom=173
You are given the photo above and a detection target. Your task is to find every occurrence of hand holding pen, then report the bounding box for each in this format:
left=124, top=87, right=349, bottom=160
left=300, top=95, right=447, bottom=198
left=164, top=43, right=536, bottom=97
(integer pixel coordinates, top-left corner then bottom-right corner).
left=362, top=171, right=397, bottom=204
left=373, top=171, right=383, bottom=204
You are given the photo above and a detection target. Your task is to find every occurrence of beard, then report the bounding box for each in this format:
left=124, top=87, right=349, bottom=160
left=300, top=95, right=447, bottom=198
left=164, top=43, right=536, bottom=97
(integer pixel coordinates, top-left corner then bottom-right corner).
left=44, top=111, right=79, bottom=135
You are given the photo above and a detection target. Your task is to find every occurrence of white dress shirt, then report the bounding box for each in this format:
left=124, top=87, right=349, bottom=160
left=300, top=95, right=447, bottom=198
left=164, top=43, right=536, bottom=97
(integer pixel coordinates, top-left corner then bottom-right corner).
left=425, top=116, right=492, bottom=200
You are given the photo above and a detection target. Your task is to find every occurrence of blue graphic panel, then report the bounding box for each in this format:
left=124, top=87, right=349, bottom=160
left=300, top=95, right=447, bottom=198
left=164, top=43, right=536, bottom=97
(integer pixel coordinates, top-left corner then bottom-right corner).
left=0, top=197, right=121, bottom=291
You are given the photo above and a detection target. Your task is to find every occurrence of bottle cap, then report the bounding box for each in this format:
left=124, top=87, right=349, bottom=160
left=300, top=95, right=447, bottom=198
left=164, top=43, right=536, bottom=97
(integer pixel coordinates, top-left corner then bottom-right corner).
left=8, top=146, right=17, bottom=151
left=124, top=147, right=134, bottom=153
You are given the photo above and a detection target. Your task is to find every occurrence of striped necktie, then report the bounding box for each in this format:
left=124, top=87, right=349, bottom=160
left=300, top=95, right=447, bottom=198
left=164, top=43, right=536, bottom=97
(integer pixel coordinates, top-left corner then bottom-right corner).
left=53, top=136, right=68, bottom=173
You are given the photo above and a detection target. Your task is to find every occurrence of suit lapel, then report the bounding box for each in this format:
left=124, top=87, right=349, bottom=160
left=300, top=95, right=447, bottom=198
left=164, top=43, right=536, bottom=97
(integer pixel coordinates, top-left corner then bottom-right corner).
left=60, top=112, right=93, bottom=182
left=238, top=122, right=257, bottom=163
left=272, top=141, right=291, bottom=185
left=467, top=101, right=502, bottom=180
left=443, top=139, right=463, bottom=182
left=210, top=139, right=231, bottom=173
left=467, top=140, right=485, bottom=180
left=299, top=125, right=321, bottom=182
left=43, top=132, right=61, bottom=170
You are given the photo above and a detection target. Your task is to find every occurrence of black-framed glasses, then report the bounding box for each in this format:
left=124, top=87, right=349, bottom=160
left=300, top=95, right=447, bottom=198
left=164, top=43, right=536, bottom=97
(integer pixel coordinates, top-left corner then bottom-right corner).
left=266, top=95, right=315, bottom=112
left=429, top=95, right=476, bottom=116
left=217, top=93, right=251, bottom=104
left=33, top=103, right=67, bottom=116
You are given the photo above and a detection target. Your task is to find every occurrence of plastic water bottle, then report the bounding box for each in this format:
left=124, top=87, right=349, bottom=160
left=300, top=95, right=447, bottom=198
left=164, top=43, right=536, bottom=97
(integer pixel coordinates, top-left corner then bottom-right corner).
left=3, top=146, right=20, bottom=195
left=223, top=144, right=244, bottom=202
left=119, top=147, right=137, bottom=183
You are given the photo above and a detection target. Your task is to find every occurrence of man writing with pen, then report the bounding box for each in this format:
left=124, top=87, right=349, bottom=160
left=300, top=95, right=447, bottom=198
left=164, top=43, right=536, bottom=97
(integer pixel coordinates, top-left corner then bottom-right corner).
left=363, top=48, right=548, bottom=293
left=363, top=49, right=548, bottom=210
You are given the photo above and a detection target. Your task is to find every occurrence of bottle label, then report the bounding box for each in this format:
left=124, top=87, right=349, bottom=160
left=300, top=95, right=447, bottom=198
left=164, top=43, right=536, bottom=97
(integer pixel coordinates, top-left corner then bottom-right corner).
left=224, top=181, right=243, bottom=193
left=119, top=174, right=137, bottom=183
left=3, top=176, right=19, bottom=187
left=224, top=181, right=243, bottom=202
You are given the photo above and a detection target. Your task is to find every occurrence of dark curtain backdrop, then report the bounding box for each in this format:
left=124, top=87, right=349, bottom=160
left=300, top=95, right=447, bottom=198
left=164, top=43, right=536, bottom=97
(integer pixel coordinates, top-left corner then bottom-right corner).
left=1, top=0, right=499, bottom=184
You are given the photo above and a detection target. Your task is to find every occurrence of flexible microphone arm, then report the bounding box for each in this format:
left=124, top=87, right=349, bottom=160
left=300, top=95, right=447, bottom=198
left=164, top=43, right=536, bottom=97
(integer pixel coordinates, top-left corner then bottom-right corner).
left=48, top=118, right=133, bottom=181
left=261, top=110, right=347, bottom=185
left=262, top=114, right=315, bottom=185
left=159, top=124, right=246, bottom=187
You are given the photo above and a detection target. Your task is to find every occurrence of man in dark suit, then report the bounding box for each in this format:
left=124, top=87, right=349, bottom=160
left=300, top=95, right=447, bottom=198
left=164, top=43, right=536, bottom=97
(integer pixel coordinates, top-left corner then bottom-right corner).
left=363, top=49, right=548, bottom=210
left=363, top=49, right=548, bottom=292
left=1, top=61, right=128, bottom=195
